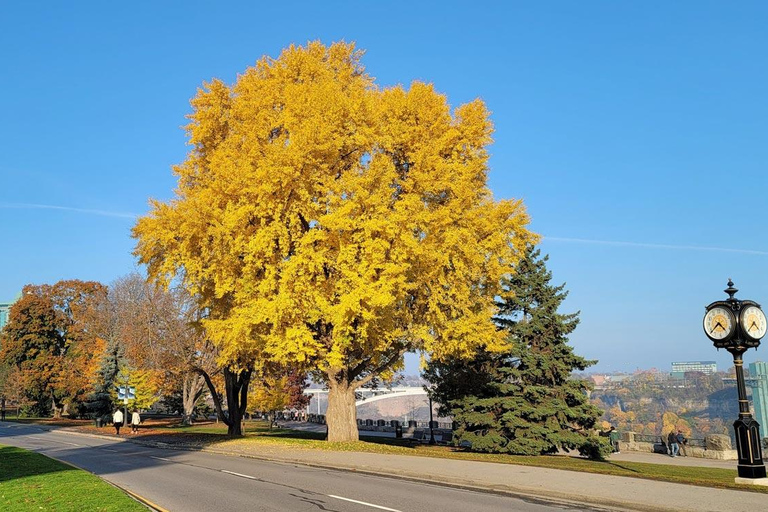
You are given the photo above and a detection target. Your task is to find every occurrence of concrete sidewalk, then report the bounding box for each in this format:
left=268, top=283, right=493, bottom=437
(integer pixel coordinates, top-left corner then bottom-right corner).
left=608, top=450, right=735, bottom=469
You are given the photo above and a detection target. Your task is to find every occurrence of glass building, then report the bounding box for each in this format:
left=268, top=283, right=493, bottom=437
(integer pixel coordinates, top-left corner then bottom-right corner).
left=749, top=361, right=768, bottom=440
left=670, top=361, right=717, bottom=379
left=0, top=293, right=20, bottom=332
left=0, top=301, right=12, bottom=331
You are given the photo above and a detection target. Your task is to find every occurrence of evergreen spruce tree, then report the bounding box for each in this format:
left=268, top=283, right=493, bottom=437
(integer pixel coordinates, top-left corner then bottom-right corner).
left=84, top=339, right=122, bottom=419
left=424, top=245, right=608, bottom=458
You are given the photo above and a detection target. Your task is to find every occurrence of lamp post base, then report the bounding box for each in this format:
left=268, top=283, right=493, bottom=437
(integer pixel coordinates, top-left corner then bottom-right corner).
left=735, top=476, right=768, bottom=486
left=737, top=464, right=767, bottom=479
left=734, top=416, right=766, bottom=478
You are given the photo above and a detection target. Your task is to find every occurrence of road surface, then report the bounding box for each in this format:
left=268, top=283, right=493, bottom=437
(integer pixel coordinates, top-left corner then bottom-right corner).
left=0, top=422, right=598, bottom=512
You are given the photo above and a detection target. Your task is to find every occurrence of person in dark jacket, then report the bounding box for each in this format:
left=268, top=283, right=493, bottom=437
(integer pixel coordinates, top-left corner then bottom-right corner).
left=667, top=430, right=679, bottom=457
left=676, top=430, right=687, bottom=456
left=609, top=426, right=621, bottom=453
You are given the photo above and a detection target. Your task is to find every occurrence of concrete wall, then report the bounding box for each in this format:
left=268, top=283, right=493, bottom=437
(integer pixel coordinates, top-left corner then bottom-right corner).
left=620, top=432, right=737, bottom=460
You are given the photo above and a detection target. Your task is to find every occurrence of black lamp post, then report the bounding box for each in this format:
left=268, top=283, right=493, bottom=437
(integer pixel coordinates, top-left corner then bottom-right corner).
left=427, top=393, right=436, bottom=445
left=704, top=280, right=767, bottom=480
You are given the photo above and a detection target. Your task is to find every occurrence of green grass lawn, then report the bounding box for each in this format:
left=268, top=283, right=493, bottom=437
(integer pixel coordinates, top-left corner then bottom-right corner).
left=0, top=444, right=147, bottom=511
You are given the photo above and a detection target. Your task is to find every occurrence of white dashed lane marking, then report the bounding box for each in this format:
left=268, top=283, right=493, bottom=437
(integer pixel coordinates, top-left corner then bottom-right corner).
left=327, top=494, right=403, bottom=512
left=221, top=470, right=257, bottom=480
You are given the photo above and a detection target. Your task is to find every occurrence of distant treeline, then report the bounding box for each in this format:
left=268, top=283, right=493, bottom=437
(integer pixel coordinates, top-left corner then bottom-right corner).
left=590, top=371, right=737, bottom=439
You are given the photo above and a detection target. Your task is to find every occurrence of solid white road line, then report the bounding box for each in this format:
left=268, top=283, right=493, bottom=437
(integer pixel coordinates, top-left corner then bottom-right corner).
left=22, top=436, right=79, bottom=447
left=221, top=470, right=257, bottom=480
left=327, top=495, right=402, bottom=512
left=151, top=456, right=173, bottom=462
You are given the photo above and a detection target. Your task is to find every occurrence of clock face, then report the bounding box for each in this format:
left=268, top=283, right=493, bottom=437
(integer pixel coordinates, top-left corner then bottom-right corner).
left=704, top=307, right=734, bottom=341
left=741, top=306, right=767, bottom=340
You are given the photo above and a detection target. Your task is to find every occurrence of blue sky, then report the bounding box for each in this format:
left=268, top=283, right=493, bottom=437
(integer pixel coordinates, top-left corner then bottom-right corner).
left=1, top=2, right=767, bottom=373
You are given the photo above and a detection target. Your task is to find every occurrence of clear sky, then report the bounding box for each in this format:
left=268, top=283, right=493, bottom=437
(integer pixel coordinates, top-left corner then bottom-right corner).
left=2, top=1, right=767, bottom=374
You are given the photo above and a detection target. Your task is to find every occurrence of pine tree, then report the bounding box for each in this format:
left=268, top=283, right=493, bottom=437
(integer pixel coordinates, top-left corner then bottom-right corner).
left=84, top=339, right=122, bottom=419
left=424, top=245, right=608, bottom=458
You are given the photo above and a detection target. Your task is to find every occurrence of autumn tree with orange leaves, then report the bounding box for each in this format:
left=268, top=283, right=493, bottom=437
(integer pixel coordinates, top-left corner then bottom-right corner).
left=134, top=42, right=535, bottom=440
left=0, top=280, right=105, bottom=417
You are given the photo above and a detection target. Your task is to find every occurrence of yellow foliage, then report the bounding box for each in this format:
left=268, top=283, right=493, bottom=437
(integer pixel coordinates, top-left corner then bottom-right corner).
left=248, top=375, right=290, bottom=414
left=661, top=411, right=692, bottom=437
left=133, top=41, right=535, bottom=390
left=114, top=366, right=161, bottom=410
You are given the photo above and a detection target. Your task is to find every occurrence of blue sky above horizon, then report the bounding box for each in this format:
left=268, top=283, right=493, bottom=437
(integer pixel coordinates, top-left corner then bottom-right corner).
left=2, top=2, right=767, bottom=373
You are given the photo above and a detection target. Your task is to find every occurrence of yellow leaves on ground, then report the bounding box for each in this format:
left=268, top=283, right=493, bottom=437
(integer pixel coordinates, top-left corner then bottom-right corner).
left=133, top=41, right=536, bottom=383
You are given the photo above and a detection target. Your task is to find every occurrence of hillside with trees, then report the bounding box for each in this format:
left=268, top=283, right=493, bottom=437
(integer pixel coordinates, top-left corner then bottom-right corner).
left=590, top=371, right=737, bottom=439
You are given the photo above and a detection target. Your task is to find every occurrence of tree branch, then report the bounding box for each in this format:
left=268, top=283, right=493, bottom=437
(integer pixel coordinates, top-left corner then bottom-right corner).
left=351, top=346, right=408, bottom=390
left=193, top=367, right=230, bottom=427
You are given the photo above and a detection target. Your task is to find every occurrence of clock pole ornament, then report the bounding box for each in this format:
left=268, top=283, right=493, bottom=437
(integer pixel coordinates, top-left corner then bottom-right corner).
left=704, top=280, right=767, bottom=481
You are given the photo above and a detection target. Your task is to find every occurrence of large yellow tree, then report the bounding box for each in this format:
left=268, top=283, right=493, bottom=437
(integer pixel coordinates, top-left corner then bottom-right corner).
left=134, top=41, right=535, bottom=441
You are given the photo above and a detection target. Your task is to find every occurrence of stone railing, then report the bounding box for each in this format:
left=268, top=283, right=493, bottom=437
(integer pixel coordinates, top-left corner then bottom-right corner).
left=620, top=431, right=737, bottom=460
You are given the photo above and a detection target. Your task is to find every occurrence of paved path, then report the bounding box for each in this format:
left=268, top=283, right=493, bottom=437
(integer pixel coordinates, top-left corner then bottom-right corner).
left=608, top=450, right=735, bottom=469
left=0, top=422, right=599, bottom=512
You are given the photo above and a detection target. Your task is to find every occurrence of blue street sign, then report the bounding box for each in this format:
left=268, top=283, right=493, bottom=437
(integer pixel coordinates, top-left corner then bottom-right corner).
left=117, top=386, right=136, bottom=400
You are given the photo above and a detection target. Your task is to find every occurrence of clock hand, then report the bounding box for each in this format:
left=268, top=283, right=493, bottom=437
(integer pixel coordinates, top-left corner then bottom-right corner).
left=750, top=321, right=758, bottom=331
left=711, top=321, right=725, bottom=333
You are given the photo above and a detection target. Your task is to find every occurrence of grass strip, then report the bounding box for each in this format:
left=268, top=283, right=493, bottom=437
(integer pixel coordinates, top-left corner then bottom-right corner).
left=0, top=444, right=147, bottom=511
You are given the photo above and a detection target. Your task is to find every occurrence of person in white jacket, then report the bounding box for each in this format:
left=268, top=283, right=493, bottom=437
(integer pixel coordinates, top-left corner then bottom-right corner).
left=113, top=409, right=124, bottom=435
left=131, top=410, right=141, bottom=434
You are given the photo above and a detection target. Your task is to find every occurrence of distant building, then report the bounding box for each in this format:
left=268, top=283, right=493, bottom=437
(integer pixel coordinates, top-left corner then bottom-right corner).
left=0, top=292, right=20, bottom=333
left=589, top=375, right=608, bottom=387
left=0, top=301, right=13, bottom=331
left=670, top=361, right=717, bottom=379
left=749, top=362, right=768, bottom=439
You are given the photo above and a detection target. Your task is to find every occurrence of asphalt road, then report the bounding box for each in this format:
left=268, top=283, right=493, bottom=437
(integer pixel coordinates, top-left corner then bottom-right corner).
left=0, top=423, right=598, bottom=512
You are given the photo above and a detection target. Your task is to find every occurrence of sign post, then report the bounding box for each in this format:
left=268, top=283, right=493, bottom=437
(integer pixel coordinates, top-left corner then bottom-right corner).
left=117, top=386, right=136, bottom=428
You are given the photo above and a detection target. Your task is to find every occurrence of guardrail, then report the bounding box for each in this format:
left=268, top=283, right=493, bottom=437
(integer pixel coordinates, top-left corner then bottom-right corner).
left=633, top=433, right=705, bottom=448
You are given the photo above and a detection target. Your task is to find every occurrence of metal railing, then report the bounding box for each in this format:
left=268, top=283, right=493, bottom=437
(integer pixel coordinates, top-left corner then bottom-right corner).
left=633, top=433, right=705, bottom=448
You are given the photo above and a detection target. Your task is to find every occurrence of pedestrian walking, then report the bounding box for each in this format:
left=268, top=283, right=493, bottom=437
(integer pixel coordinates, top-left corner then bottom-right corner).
left=113, top=408, right=124, bottom=435
left=667, top=430, right=679, bottom=457
left=609, top=426, right=621, bottom=453
left=131, top=409, right=141, bottom=434
left=676, top=430, right=688, bottom=456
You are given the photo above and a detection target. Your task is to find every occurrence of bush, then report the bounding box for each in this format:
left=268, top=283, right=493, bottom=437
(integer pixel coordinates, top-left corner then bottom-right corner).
left=579, top=436, right=612, bottom=460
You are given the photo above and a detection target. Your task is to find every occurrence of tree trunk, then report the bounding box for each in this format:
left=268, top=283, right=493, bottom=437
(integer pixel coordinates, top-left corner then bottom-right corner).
left=51, top=392, right=63, bottom=419
left=195, top=367, right=251, bottom=436
left=326, top=380, right=358, bottom=442
left=224, top=367, right=251, bottom=437
left=181, top=372, right=205, bottom=426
